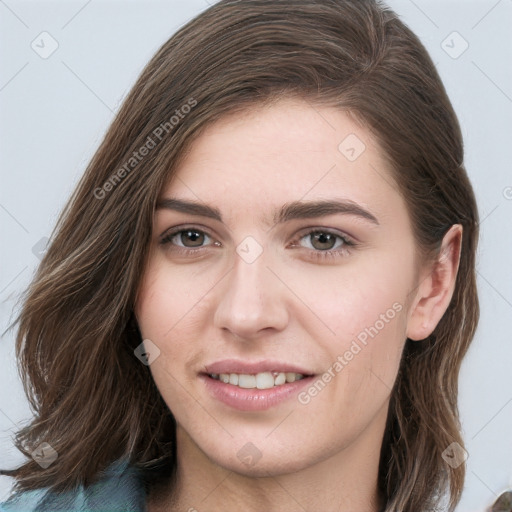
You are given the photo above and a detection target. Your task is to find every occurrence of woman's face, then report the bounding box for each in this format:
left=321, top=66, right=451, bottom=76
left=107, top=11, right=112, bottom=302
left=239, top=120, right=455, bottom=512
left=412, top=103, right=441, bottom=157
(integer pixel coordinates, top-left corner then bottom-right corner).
left=135, top=97, right=422, bottom=478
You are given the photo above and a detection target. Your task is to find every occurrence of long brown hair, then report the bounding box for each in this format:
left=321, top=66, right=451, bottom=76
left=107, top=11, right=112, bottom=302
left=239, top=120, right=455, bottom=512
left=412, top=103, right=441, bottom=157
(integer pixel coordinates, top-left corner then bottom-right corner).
left=2, top=1, right=479, bottom=510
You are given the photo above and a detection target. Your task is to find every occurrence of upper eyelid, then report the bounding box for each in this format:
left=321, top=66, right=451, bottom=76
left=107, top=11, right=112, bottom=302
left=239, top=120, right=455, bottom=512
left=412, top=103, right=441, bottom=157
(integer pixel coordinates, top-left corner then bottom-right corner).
left=293, top=226, right=355, bottom=243
left=159, top=224, right=216, bottom=242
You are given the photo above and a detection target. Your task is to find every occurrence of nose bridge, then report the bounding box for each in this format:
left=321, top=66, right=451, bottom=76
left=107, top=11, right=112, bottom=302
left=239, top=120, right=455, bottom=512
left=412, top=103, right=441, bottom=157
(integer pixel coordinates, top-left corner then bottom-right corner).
left=213, top=237, right=288, bottom=338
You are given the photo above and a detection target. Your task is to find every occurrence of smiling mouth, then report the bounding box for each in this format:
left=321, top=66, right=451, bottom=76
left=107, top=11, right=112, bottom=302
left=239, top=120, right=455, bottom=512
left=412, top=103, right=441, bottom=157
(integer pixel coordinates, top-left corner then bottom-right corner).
left=207, top=371, right=308, bottom=390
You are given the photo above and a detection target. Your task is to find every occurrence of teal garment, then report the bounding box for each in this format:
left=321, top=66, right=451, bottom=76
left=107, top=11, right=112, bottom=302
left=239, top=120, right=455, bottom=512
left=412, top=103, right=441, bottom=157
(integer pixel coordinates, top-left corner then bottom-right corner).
left=0, top=459, right=146, bottom=512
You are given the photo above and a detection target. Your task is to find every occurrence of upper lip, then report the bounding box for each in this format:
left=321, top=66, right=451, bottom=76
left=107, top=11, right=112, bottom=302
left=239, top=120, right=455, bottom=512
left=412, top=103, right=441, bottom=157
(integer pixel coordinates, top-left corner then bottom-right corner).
left=203, top=359, right=314, bottom=376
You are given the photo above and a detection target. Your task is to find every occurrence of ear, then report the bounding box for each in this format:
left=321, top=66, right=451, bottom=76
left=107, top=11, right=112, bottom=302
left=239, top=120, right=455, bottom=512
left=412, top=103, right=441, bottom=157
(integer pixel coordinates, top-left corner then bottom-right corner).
left=406, top=224, right=463, bottom=341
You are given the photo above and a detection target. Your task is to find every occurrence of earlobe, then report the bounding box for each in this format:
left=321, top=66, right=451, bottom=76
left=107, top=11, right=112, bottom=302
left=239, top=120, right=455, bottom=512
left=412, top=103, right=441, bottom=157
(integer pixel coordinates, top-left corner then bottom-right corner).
left=406, top=224, right=463, bottom=341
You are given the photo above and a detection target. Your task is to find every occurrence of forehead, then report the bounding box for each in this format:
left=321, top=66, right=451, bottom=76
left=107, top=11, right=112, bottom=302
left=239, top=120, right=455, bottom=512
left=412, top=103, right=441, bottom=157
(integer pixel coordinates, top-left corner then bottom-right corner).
left=160, top=98, right=404, bottom=225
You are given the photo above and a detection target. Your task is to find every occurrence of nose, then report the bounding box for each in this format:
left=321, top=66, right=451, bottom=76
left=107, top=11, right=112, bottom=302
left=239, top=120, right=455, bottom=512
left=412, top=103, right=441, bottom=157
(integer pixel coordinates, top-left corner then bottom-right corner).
left=213, top=244, right=289, bottom=341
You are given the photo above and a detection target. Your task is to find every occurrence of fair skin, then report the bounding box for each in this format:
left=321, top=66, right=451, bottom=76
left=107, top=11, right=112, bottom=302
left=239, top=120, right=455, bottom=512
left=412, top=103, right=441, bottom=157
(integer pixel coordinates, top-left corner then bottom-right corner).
left=135, top=97, right=462, bottom=512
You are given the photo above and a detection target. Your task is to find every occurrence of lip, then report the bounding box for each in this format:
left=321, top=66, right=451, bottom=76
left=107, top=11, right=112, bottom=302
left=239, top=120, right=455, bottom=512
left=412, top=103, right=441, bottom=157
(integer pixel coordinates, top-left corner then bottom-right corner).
left=203, top=359, right=313, bottom=376
left=200, top=359, right=315, bottom=412
left=200, top=373, right=314, bottom=411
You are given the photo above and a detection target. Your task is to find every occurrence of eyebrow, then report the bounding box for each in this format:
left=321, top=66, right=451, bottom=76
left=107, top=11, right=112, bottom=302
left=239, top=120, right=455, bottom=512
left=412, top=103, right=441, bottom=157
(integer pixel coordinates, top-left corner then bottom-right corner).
left=156, top=197, right=379, bottom=226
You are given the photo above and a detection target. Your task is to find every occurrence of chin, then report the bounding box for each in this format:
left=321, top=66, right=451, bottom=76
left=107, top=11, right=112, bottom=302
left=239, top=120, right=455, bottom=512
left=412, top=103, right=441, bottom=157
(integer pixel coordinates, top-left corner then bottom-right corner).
left=217, top=454, right=312, bottom=479
left=198, top=435, right=326, bottom=478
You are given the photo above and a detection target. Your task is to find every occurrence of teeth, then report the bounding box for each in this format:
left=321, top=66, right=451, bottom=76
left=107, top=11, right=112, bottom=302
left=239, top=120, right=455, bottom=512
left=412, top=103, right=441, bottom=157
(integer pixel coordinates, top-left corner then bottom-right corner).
left=238, top=374, right=256, bottom=388
left=274, top=373, right=286, bottom=385
left=211, top=371, right=306, bottom=389
left=256, top=372, right=274, bottom=389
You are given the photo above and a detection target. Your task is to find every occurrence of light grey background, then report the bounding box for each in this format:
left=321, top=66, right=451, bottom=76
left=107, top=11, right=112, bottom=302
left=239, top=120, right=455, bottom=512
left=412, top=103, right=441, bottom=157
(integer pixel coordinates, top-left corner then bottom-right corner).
left=1, top=1, right=511, bottom=510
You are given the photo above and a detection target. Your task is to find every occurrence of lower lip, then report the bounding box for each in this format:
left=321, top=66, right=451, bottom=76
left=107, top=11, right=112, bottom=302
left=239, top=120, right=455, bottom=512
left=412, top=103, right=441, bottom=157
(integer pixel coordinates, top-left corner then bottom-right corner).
left=200, top=374, right=314, bottom=411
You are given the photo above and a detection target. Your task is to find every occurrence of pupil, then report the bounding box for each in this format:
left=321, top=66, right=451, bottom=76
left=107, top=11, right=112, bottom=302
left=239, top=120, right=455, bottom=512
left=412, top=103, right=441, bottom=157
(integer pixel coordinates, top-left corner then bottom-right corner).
left=183, top=230, right=204, bottom=247
left=312, top=232, right=335, bottom=250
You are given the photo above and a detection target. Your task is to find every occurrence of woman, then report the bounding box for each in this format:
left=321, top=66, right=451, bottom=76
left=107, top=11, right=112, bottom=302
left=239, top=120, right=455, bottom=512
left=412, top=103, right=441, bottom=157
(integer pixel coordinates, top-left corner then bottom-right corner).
left=0, top=0, right=480, bottom=510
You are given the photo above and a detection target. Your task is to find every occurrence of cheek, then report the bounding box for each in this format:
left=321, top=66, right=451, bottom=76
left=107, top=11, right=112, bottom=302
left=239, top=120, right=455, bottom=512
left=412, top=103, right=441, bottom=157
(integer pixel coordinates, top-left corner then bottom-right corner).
left=272, top=247, right=412, bottom=341
left=283, top=253, right=411, bottom=405
left=135, top=255, right=215, bottom=341
left=294, top=291, right=407, bottom=442
left=134, top=259, right=217, bottom=404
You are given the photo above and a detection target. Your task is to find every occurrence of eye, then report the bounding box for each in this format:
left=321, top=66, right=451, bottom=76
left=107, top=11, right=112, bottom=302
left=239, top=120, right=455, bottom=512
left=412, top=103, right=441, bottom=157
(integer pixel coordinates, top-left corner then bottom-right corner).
left=290, top=229, right=356, bottom=262
left=169, top=229, right=210, bottom=248
left=159, top=226, right=356, bottom=262
left=301, top=231, right=344, bottom=251
left=159, top=226, right=220, bottom=254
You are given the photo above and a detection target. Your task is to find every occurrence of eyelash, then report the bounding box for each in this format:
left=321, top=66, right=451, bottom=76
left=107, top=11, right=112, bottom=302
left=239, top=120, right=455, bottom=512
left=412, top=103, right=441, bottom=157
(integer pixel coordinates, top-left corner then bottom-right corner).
left=159, top=226, right=357, bottom=262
